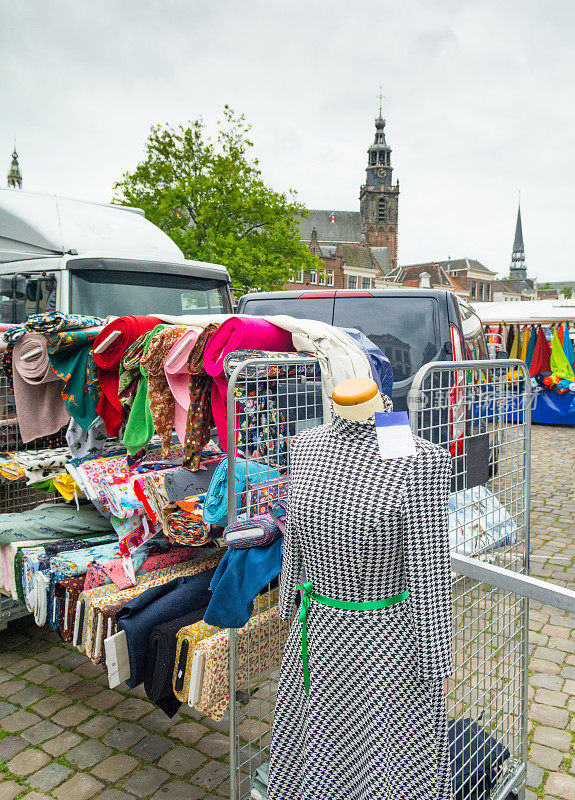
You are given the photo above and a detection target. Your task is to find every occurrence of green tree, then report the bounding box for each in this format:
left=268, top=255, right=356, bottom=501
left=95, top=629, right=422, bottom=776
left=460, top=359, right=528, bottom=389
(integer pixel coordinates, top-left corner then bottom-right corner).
left=561, top=286, right=573, bottom=298
left=113, top=107, right=318, bottom=293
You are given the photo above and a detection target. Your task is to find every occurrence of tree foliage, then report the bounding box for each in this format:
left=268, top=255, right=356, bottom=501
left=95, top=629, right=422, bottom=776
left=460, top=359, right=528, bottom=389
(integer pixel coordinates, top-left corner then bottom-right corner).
left=561, top=286, right=573, bottom=298
left=113, top=107, right=317, bottom=293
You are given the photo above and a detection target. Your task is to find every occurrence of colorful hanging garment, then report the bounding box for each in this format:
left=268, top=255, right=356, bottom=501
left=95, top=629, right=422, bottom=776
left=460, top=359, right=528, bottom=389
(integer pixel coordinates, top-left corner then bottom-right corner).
left=558, top=324, right=565, bottom=344
left=529, top=327, right=552, bottom=376
left=118, top=333, right=149, bottom=412
left=563, top=325, right=575, bottom=371
left=183, top=324, right=219, bottom=470
left=519, top=327, right=530, bottom=363
left=505, top=326, right=515, bottom=355
left=93, top=315, right=162, bottom=437
left=141, top=325, right=189, bottom=458
left=509, top=326, right=520, bottom=359
left=164, top=327, right=203, bottom=447
left=122, top=325, right=168, bottom=455
left=48, top=330, right=102, bottom=431
left=550, top=329, right=575, bottom=382
left=525, top=326, right=537, bottom=369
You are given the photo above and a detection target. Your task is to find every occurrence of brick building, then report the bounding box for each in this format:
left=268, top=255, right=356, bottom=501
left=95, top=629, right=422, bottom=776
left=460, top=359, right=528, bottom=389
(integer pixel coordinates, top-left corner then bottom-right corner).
left=285, top=108, right=399, bottom=291
left=390, top=258, right=497, bottom=301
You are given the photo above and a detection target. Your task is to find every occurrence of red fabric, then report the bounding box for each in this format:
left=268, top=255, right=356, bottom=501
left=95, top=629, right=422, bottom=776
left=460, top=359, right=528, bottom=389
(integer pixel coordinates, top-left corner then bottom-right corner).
left=202, top=316, right=295, bottom=448
left=529, top=326, right=552, bottom=376
left=93, top=315, right=161, bottom=436
left=141, top=546, right=199, bottom=572
left=558, top=324, right=564, bottom=344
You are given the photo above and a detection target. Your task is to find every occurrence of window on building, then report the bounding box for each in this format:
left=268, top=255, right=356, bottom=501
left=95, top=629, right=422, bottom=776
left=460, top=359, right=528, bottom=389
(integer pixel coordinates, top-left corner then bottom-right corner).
left=327, top=270, right=334, bottom=286
left=378, top=198, right=387, bottom=222
left=471, top=281, right=477, bottom=300
left=310, top=270, right=317, bottom=284
left=362, top=277, right=371, bottom=290
left=347, top=275, right=357, bottom=289
left=318, top=271, right=326, bottom=285
left=485, top=284, right=490, bottom=301
left=370, top=152, right=376, bottom=165
left=378, top=151, right=385, bottom=163
left=387, top=151, right=390, bottom=165
left=478, top=282, right=484, bottom=301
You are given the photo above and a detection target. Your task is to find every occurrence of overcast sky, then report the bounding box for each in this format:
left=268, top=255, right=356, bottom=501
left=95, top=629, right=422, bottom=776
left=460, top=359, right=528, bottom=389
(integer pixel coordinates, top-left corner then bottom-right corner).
left=1, top=0, right=574, bottom=281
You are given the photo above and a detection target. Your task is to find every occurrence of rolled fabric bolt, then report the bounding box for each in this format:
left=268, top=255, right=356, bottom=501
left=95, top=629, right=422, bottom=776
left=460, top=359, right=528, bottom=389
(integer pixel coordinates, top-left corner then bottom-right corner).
left=93, top=329, right=121, bottom=354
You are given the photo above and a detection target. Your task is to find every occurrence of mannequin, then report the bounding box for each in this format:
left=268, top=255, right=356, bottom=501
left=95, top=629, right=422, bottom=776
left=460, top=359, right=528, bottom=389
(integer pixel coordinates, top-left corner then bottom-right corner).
left=332, top=376, right=385, bottom=421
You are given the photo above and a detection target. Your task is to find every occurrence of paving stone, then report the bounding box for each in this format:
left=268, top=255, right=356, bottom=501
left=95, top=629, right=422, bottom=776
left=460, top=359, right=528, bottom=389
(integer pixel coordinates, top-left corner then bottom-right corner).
left=542, top=624, right=572, bottom=639
left=77, top=714, right=118, bottom=738
left=53, top=773, right=104, bottom=800
left=22, top=719, right=64, bottom=745
left=51, top=704, right=93, bottom=727
left=530, top=631, right=550, bottom=646
left=531, top=673, right=565, bottom=691
left=0, top=669, right=11, bottom=683
left=157, top=745, right=205, bottom=776
left=530, top=742, right=565, bottom=771
left=0, top=735, right=28, bottom=759
left=66, top=680, right=101, bottom=700
left=0, top=679, right=28, bottom=697
left=31, top=694, right=72, bottom=717
left=28, top=763, right=73, bottom=792
left=42, top=730, right=83, bottom=757
left=112, top=698, right=154, bottom=720
left=0, top=781, right=24, bottom=800
left=55, top=652, right=87, bottom=669
left=85, top=689, right=123, bottom=711
left=44, top=672, right=82, bottom=691
left=95, top=792, right=136, bottom=800
left=534, top=726, right=573, bottom=751
left=11, top=687, right=49, bottom=709
left=168, top=721, right=207, bottom=743
left=129, top=733, right=173, bottom=761
left=196, top=732, right=230, bottom=759
left=190, top=760, right=230, bottom=790
left=73, top=661, right=103, bottom=679
left=23, top=664, right=61, bottom=684
left=140, top=709, right=176, bottom=733
left=34, top=645, right=70, bottom=663
left=527, top=761, right=545, bottom=788
left=531, top=658, right=562, bottom=676
left=545, top=772, right=575, bottom=799
left=0, top=652, right=20, bottom=667
left=530, top=703, right=570, bottom=729
left=91, top=753, right=139, bottom=782
left=66, top=738, right=113, bottom=769
left=6, top=748, right=51, bottom=776
left=121, top=766, right=170, bottom=797
left=7, top=658, right=40, bottom=675
left=0, top=700, right=17, bottom=719
left=150, top=782, right=204, bottom=800
left=534, top=647, right=569, bottom=664
left=103, top=721, right=147, bottom=749
left=1, top=709, right=42, bottom=732
left=534, top=688, right=568, bottom=708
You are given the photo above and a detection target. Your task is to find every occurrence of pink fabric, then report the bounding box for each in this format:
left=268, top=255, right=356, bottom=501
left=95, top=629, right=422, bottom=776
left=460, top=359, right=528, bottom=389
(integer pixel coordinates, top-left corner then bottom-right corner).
left=203, top=316, right=295, bottom=446
left=141, top=546, right=199, bottom=572
left=164, top=327, right=202, bottom=446
left=1, top=546, right=10, bottom=592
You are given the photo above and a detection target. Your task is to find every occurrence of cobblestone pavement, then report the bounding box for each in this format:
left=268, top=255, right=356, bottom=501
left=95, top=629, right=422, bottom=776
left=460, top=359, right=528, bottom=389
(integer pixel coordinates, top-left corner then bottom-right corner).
left=1, top=424, right=574, bottom=800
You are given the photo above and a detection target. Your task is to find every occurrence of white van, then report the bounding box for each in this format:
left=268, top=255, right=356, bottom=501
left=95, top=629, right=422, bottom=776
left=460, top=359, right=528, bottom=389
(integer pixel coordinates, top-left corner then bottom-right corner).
left=0, top=189, right=232, bottom=322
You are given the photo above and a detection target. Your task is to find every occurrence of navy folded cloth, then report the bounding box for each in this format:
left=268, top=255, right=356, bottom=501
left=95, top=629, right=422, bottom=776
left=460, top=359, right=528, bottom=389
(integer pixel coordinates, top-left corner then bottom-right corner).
left=204, top=537, right=283, bottom=629
left=116, top=571, right=215, bottom=688
left=449, top=718, right=510, bottom=800
left=339, top=327, right=393, bottom=399
left=144, top=606, right=208, bottom=718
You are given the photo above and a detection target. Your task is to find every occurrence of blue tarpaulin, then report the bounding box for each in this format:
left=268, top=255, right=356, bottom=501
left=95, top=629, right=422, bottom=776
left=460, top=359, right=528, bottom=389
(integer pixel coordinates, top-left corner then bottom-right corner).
left=532, top=390, right=575, bottom=426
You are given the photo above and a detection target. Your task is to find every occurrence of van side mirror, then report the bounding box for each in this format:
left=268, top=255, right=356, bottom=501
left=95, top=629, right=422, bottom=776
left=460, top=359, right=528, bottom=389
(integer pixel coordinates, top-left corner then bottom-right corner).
left=26, top=279, right=43, bottom=302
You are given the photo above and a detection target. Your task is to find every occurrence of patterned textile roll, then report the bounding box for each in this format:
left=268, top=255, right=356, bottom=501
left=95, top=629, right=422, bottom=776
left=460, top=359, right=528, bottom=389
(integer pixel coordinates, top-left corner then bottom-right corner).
left=191, top=602, right=289, bottom=720
left=33, top=570, right=50, bottom=626
left=171, top=588, right=280, bottom=703
left=50, top=541, right=122, bottom=576
left=183, top=323, right=219, bottom=471
left=77, top=551, right=224, bottom=664
left=164, top=497, right=213, bottom=547
left=55, top=576, right=86, bottom=641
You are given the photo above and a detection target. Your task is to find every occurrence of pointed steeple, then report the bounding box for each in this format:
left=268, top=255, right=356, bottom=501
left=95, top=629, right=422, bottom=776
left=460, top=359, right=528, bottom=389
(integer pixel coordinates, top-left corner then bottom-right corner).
left=366, top=105, right=393, bottom=188
left=7, top=144, right=22, bottom=189
left=510, top=201, right=526, bottom=279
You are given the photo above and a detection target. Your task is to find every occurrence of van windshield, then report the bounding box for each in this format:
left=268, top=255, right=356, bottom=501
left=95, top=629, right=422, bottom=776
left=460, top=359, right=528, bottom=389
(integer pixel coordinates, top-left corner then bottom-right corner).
left=71, top=269, right=229, bottom=318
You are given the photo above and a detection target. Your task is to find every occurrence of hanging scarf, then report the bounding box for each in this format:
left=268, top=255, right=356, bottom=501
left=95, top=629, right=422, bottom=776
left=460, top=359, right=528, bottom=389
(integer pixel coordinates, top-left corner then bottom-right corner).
left=530, top=326, right=552, bottom=376
left=118, top=333, right=150, bottom=411
left=505, top=326, right=515, bottom=355
left=183, top=324, right=219, bottom=471
left=141, top=325, right=189, bottom=458
left=550, top=329, right=575, bottom=382
left=562, top=324, right=575, bottom=371
left=519, top=327, right=530, bottom=363
left=558, top=324, right=565, bottom=344
left=48, top=330, right=101, bottom=431
left=508, top=325, right=520, bottom=359
left=525, top=326, right=537, bottom=369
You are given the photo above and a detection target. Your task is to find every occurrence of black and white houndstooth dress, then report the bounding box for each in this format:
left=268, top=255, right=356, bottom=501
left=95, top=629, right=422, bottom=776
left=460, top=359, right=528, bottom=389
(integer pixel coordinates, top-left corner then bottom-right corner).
left=268, top=404, right=454, bottom=800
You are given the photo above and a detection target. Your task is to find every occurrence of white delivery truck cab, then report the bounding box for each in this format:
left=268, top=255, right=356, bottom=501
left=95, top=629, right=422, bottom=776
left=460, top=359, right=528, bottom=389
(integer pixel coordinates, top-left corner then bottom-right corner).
left=0, top=189, right=232, bottom=323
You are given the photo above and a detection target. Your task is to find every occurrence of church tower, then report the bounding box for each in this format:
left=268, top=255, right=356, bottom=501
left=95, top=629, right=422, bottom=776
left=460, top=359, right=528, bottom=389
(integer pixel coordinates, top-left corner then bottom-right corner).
left=359, top=104, right=399, bottom=268
left=509, top=202, right=526, bottom=280
left=7, top=146, right=22, bottom=189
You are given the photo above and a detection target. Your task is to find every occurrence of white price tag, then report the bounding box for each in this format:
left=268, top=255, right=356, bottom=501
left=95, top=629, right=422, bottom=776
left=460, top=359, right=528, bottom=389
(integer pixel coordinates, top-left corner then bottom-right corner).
left=374, top=411, right=417, bottom=460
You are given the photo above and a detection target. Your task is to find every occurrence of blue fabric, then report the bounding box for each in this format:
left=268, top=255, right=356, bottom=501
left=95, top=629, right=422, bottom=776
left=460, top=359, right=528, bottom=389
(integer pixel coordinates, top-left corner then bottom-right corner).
left=525, top=326, right=537, bottom=368
left=532, top=390, right=575, bottom=426
left=116, top=571, right=215, bottom=688
left=339, top=327, right=393, bottom=398
left=204, top=537, right=283, bottom=628
left=563, top=328, right=575, bottom=371
left=203, top=457, right=278, bottom=526
left=448, top=718, right=509, bottom=800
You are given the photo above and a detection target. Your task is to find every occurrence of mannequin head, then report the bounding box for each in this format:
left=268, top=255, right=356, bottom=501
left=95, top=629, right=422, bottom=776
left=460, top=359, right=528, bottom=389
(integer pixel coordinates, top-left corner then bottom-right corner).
left=332, top=377, right=385, bottom=421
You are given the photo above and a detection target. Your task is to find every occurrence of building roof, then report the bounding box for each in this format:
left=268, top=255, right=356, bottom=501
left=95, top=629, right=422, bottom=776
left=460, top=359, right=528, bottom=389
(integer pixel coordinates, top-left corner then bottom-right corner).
left=299, top=210, right=362, bottom=244
left=388, top=262, right=463, bottom=291
left=339, top=243, right=376, bottom=271
left=400, top=258, right=497, bottom=277
left=494, top=279, right=536, bottom=294
left=370, top=246, right=391, bottom=275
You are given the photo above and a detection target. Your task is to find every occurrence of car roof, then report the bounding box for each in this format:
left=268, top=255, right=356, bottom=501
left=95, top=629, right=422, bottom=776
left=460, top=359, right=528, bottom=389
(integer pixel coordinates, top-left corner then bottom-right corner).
left=239, top=288, right=456, bottom=302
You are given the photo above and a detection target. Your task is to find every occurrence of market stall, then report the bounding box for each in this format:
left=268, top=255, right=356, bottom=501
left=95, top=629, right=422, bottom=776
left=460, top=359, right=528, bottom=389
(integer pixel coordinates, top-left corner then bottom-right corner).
left=473, top=299, right=575, bottom=425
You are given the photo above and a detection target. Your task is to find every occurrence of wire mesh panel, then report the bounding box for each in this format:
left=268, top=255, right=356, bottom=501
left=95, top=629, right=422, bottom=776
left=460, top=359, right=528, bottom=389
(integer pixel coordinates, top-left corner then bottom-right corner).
left=409, top=359, right=531, bottom=800
left=226, top=355, right=323, bottom=800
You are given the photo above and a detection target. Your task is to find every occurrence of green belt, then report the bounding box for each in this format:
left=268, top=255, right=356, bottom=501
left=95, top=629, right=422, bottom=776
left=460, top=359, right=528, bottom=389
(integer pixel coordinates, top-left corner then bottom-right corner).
left=296, top=581, right=409, bottom=695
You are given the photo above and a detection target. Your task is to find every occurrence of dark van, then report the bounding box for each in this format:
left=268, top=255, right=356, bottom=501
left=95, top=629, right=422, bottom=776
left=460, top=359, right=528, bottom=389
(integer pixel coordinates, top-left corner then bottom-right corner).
left=236, top=288, right=488, bottom=412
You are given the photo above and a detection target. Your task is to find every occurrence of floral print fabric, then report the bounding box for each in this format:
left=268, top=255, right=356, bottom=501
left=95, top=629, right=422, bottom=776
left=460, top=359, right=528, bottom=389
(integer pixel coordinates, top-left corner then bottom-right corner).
left=183, top=323, right=219, bottom=471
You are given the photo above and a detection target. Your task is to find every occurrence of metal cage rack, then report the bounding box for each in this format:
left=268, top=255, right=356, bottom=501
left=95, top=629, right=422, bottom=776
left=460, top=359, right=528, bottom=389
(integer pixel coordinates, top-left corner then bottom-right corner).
left=224, top=356, right=534, bottom=800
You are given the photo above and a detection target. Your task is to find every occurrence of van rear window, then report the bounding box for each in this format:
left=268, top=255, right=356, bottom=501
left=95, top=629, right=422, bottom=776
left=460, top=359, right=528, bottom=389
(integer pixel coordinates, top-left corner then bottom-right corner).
left=240, top=296, right=334, bottom=324
left=333, top=297, right=440, bottom=383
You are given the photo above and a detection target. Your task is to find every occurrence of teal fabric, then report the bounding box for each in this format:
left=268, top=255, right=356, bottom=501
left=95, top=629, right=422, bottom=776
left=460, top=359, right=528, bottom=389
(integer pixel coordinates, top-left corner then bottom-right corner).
left=0, top=503, right=113, bottom=546
left=203, top=457, right=278, bottom=527
left=122, top=325, right=167, bottom=455
left=525, top=326, right=537, bottom=369
left=48, top=331, right=101, bottom=431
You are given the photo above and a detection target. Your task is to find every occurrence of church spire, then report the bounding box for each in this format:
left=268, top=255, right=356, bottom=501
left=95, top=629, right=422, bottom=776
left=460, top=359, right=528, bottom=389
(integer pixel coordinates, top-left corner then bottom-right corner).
left=7, top=143, right=22, bottom=189
left=366, top=103, right=393, bottom=188
left=510, top=201, right=526, bottom=280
